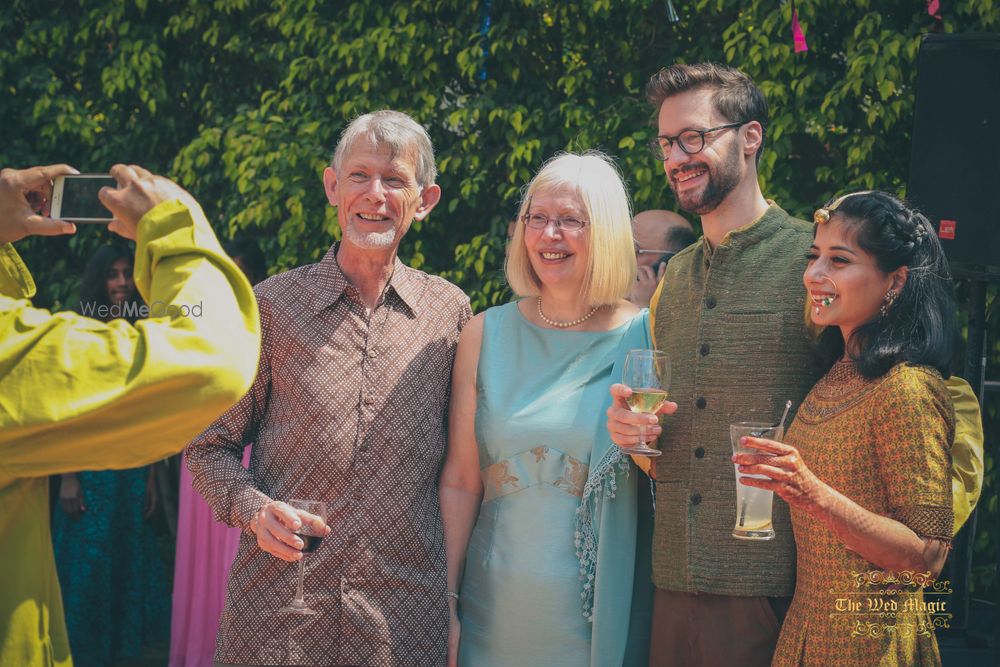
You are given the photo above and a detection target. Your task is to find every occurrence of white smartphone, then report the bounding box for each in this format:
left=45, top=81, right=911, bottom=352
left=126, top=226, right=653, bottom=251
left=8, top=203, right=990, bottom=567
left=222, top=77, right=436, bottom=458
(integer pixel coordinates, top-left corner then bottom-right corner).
left=50, top=174, right=117, bottom=223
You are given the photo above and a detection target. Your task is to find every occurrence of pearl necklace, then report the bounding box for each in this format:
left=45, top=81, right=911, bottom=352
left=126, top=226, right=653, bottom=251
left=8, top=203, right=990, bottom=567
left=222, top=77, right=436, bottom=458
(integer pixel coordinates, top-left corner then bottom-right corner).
left=536, top=297, right=599, bottom=328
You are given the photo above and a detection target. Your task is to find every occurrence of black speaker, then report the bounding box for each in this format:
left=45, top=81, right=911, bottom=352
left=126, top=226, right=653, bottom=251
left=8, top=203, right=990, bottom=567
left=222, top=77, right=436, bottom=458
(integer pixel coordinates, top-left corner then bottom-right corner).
left=908, top=33, right=1000, bottom=280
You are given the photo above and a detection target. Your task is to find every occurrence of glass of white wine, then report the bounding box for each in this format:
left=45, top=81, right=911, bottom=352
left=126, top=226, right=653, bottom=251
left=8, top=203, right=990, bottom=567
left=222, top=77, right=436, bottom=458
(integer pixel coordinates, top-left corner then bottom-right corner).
left=280, top=499, right=328, bottom=615
left=621, top=349, right=671, bottom=457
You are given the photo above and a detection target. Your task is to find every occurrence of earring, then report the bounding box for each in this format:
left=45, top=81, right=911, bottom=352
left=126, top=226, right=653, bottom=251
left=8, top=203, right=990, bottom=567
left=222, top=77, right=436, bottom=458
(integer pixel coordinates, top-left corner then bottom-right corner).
left=880, top=289, right=897, bottom=318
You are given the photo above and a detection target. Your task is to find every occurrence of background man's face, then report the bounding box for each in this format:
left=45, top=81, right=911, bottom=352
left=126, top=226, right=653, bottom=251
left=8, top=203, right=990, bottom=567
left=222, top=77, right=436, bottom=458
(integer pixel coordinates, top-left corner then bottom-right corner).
left=632, top=210, right=693, bottom=268
left=657, top=88, right=745, bottom=216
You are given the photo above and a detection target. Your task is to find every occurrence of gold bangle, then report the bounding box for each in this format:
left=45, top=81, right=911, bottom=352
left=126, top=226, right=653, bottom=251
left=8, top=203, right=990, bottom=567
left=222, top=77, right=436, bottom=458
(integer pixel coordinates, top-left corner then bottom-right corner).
left=445, top=590, right=460, bottom=602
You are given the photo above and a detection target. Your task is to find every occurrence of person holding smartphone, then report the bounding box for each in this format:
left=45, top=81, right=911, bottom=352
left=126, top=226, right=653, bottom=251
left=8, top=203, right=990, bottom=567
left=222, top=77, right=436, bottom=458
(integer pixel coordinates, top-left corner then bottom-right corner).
left=0, top=163, right=261, bottom=667
left=626, top=209, right=696, bottom=308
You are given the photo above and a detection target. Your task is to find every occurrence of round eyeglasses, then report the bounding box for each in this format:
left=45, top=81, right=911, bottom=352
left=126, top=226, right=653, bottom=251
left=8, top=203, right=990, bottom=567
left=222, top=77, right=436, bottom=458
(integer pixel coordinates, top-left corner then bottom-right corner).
left=521, top=213, right=589, bottom=232
left=647, top=121, right=748, bottom=161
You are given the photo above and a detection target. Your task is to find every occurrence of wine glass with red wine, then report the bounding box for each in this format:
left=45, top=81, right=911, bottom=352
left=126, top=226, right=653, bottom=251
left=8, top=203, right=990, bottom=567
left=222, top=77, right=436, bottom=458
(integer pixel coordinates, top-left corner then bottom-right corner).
left=280, top=499, right=328, bottom=615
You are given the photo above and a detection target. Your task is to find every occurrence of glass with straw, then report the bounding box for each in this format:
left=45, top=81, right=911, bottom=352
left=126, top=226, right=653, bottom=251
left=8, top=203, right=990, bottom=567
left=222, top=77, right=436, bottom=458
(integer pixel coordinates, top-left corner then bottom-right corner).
left=730, top=401, right=791, bottom=540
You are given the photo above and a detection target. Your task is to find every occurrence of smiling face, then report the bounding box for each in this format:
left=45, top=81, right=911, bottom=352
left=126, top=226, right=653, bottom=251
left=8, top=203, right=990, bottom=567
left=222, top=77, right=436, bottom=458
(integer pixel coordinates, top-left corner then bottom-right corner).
left=657, top=88, right=747, bottom=215
left=523, top=186, right=591, bottom=291
left=804, top=216, right=906, bottom=344
left=105, top=257, right=135, bottom=306
left=323, top=139, right=440, bottom=252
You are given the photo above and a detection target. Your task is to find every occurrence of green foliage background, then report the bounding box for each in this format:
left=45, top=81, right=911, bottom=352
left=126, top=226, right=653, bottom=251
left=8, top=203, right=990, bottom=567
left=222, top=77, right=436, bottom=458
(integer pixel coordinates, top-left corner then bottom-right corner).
left=3, top=0, right=999, bottom=597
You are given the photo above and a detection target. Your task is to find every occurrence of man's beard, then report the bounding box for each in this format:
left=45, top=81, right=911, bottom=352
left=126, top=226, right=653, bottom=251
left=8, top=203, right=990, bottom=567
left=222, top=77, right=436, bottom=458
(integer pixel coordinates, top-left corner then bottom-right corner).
left=344, top=223, right=398, bottom=250
left=671, top=143, right=743, bottom=216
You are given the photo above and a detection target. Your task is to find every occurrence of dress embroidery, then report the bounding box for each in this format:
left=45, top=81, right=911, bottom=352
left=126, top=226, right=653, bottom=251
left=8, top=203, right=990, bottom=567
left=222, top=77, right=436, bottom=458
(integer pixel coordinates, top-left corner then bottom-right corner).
left=480, top=448, right=589, bottom=503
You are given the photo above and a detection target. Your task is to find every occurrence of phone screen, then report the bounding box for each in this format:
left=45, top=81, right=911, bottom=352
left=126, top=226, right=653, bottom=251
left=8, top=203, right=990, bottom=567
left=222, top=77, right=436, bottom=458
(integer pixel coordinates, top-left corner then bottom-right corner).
left=58, top=176, right=116, bottom=220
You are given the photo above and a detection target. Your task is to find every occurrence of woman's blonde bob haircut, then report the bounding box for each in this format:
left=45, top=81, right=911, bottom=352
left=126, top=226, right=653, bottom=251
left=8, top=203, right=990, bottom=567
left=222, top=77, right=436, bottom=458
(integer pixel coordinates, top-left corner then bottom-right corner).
left=506, top=151, right=637, bottom=305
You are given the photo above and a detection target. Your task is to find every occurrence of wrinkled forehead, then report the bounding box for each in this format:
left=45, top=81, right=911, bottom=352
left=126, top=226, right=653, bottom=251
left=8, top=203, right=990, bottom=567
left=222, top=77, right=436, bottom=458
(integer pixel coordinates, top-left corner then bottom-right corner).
left=340, top=135, right=419, bottom=172
left=527, top=183, right=585, bottom=213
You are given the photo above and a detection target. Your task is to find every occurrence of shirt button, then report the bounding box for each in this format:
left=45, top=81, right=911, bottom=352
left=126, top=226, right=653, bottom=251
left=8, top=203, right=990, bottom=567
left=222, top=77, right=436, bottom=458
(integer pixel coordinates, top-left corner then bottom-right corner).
left=694, top=447, right=705, bottom=459
left=699, top=343, right=710, bottom=357
left=696, top=397, right=707, bottom=409
left=363, top=395, right=375, bottom=406
left=367, top=348, right=377, bottom=359
left=704, top=296, right=717, bottom=309
left=691, top=492, right=702, bottom=506
left=359, top=441, right=370, bottom=452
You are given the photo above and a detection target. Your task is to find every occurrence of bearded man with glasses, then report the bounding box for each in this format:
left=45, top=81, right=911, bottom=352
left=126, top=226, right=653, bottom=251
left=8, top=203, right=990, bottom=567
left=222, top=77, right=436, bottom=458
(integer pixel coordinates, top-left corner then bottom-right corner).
left=605, top=62, right=984, bottom=666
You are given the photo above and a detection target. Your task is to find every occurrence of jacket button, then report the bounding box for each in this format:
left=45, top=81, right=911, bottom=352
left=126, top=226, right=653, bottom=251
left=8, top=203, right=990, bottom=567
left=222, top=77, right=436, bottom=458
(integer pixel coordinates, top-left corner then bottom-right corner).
left=699, top=343, right=710, bottom=357
left=694, top=447, right=705, bottom=459
left=691, top=493, right=702, bottom=505
left=696, top=397, right=707, bottom=409
left=704, top=296, right=717, bottom=309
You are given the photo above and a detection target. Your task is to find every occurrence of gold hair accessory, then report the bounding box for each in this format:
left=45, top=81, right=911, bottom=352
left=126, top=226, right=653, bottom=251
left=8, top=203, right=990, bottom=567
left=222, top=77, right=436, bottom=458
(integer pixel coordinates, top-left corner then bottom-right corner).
left=813, top=190, right=875, bottom=225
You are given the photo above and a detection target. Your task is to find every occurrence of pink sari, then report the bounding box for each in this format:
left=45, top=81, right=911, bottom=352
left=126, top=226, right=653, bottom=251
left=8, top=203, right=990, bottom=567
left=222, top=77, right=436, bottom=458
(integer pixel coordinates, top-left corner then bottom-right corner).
left=169, top=448, right=250, bottom=667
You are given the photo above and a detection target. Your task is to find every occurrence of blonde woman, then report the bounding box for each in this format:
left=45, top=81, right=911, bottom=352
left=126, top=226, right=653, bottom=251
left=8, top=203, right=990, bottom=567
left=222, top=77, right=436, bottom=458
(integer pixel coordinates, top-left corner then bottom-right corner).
left=440, top=152, right=652, bottom=666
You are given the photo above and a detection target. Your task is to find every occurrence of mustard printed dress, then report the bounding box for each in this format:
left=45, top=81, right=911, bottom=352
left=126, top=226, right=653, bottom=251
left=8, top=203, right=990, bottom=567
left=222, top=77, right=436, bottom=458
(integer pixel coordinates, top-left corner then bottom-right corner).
left=773, top=362, right=954, bottom=667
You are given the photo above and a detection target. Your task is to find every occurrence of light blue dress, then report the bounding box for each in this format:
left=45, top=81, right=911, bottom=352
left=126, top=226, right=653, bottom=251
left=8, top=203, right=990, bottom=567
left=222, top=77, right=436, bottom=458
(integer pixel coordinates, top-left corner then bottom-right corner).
left=458, top=302, right=652, bottom=667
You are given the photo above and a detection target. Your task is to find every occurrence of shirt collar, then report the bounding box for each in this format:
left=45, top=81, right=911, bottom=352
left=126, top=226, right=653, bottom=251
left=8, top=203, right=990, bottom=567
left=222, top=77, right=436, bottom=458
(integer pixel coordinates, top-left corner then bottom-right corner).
left=304, top=243, right=420, bottom=316
left=701, top=200, right=787, bottom=268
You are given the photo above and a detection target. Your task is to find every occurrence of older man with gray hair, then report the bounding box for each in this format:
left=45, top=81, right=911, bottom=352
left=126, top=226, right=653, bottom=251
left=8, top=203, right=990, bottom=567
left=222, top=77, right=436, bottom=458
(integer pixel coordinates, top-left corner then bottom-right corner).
left=187, top=110, right=471, bottom=666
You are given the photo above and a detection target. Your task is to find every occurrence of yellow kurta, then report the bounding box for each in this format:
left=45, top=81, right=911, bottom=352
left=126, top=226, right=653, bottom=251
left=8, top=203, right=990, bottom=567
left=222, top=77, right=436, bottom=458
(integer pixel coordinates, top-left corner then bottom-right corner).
left=0, top=199, right=261, bottom=666
left=773, top=362, right=954, bottom=667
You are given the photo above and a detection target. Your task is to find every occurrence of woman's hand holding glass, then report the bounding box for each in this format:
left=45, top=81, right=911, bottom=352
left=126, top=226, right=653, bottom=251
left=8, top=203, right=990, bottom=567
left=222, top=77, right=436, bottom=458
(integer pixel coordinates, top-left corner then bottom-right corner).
left=731, top=437, right=828, bottom=515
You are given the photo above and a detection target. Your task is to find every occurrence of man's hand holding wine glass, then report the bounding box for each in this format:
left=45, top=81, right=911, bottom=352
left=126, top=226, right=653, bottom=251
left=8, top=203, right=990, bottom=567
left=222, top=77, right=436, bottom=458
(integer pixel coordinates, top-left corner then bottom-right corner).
left=250, top=500, right=331, bottom=563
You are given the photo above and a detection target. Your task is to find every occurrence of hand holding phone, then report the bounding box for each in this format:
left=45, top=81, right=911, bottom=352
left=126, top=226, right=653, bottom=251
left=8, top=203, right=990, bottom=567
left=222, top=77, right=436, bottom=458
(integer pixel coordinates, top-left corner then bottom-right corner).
left=0, top=164, right=79, bottom=244
left=98, top=164, right=197, bottom=241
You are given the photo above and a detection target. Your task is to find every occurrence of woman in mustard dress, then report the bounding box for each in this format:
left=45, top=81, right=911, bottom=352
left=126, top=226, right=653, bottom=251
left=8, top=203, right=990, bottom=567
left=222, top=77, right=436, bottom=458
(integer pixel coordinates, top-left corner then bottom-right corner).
left=733, top=191, right=955, bottom=666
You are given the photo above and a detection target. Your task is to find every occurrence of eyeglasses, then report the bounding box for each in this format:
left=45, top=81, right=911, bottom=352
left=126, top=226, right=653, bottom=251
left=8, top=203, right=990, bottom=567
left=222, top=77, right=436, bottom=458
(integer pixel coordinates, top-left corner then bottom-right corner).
left=521, top=212, right=589, bottom=232
left=647, top=121, right=748, bottom=160
left=635, top=248, right=677, bottom=264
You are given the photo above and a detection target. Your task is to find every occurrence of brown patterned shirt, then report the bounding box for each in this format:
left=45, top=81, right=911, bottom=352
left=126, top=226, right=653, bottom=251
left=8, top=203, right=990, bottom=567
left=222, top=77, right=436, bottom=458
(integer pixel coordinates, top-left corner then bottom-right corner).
left=186, top=243, right=471, bottom=666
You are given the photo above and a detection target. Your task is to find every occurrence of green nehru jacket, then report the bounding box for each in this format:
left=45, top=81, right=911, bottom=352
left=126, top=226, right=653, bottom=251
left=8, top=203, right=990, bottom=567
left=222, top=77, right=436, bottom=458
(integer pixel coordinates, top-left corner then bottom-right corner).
left=649, top=204, right=819, bottom=597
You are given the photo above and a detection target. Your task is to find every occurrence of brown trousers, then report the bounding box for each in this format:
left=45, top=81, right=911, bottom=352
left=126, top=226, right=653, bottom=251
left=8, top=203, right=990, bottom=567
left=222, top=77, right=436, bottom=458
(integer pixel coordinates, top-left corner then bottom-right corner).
left=648, top=589, right=790, bottom=667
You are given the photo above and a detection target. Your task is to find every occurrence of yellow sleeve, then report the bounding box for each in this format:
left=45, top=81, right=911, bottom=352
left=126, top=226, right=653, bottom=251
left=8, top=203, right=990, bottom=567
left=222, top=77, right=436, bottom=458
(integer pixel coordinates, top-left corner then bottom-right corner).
left=647, top=278, right=663, bottom=350
left=0, top=199, right=261, bottom=484
left=946, top=376, right=984, bottom=535
left=0, top=243, right=35, bottom=299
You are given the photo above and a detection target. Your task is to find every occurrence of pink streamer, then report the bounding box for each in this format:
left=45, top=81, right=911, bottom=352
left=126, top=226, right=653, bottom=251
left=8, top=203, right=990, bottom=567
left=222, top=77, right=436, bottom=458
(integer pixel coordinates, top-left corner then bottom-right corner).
left=792, top=8, right=809, bottom=53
